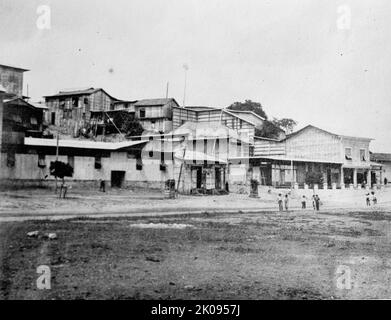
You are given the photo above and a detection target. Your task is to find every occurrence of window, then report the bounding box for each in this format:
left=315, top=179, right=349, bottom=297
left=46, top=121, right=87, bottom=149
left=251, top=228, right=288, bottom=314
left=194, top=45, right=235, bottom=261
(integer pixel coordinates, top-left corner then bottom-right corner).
left=68, top=156, right=75, bottom=169
left=38, top=154, right=46, bottom=168
left=360, top=149, right=366, bottom=161
left=345, top=148, right=352, bottom=160
left=59, top=99, right=65, bottom=108
left=136, top=157, right=143, bottom=170
left=139, top=108, right=146, bottom=118
left=94, top=156, right=102, bottom=169
left=30, top=117, right=38, bottom=125
left=84, top=97, right=89, bottom=105
left=72, top=97, right=79, bottom=107
left=51, top=112, right=56, bottom=125
left=12, top=114, right=22, bottom=123
left=7, top=151, right=15, bottom=167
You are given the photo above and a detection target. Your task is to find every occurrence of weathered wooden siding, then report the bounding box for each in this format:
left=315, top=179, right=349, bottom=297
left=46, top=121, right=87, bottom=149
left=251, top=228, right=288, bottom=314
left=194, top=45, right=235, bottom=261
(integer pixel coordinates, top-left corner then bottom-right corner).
left=0, top=66, right=24, bottom=97
left=254, top=139, right=286, bottom=156
left=173, top=107, right=255, bottom=141
left=285, top=127, right=342, bottom=162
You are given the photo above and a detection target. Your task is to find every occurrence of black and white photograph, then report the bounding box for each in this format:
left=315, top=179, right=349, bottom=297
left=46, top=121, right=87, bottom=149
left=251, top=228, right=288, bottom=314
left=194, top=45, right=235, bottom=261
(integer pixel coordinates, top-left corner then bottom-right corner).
left=1, top=0, right=391, bottom=305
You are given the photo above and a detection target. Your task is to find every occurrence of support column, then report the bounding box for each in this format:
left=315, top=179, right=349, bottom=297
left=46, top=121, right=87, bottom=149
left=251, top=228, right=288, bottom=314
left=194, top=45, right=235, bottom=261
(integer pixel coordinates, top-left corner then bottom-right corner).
left=380, top=170, right=383, bottom=186
left=353, top=168, right=358, bottom=188
left=340, top=166, right=344, bottom=188
left=367, top=170, right=371, bottom=188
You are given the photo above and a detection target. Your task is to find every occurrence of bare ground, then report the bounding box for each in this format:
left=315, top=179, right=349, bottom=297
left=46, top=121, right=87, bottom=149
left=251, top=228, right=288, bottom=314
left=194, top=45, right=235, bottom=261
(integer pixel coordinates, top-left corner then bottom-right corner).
left=1, top=208, right=391, bottom=300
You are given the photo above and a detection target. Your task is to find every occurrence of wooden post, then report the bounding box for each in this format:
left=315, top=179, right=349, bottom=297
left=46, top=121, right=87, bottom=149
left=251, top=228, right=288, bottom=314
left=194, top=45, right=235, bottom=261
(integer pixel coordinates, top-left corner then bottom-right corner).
left=176, top=146, right=187, bottom=195
left=55, top=132, right=59, bottom=193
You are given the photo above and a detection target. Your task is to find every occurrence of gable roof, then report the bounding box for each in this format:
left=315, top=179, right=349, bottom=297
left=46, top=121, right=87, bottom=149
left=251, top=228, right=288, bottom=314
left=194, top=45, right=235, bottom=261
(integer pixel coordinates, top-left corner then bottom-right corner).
left=285, top=125, right=372, bottom=141
left=44, top=88, right=120, bottom=101
left=0, top=64, right=29, bottom=72
left=134, top=98, right=179, bottom=107
left=4, top=97, right=43, bottom=111
left=227, top=109, right=266, bottom=121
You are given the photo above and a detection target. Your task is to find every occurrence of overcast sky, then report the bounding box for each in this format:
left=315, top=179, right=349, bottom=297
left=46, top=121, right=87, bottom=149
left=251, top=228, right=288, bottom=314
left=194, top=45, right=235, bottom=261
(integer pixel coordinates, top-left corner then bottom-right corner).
left=1, top=0, right=390, bottom=151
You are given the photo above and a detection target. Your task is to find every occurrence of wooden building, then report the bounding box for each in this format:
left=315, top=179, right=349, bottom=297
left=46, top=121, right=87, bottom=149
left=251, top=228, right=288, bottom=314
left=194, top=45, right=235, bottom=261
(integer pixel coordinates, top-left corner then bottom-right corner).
left=0, top=64, right=28, bottom=99
left=44, top=88, right=120, bottom=136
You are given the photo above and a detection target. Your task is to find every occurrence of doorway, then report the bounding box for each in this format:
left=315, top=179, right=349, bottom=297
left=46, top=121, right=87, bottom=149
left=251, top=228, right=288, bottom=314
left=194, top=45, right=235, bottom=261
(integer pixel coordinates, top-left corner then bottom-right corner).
left=196, top=167, right=202, bottom=189
left=111, top=171, right=125, bottom=188
left=215, top=167, right=222, bottom=189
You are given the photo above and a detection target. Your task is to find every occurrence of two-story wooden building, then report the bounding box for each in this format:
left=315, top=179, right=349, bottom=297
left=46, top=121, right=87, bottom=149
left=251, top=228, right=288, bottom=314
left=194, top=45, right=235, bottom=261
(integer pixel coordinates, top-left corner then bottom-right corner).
left=231, top=125, right=381, bottom=189
left=44, top=88, right=120, bottom=137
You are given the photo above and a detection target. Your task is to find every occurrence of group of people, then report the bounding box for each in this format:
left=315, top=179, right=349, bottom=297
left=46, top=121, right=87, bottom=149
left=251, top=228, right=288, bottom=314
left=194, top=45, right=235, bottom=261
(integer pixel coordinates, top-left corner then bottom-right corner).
left=365, top=191, right=377, bottom=206
left=277, top=193, right=321, bottom=211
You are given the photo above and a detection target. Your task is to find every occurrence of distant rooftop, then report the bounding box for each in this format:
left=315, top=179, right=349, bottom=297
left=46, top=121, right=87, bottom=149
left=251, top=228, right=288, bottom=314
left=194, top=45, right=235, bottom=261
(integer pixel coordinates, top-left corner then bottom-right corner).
left=0, top=64, right=29, bottom=72
left=134, top=98, right=179, bottom=107
left=44, top=87, right=119, bottom=100
left=371, top=153, right=391, bottom=162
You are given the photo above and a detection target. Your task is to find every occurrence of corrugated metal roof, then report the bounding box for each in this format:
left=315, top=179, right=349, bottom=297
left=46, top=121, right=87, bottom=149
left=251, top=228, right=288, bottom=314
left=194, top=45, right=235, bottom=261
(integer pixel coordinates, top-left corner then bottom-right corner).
left=134, top=98, right=178, bottom=106
left=24, top=137, right=147, bottom=150
left=44, top=88, right=120, bottom=101
left=371, top=153, right=391, bottom=162
left=171, top=121, right=248, bottom=142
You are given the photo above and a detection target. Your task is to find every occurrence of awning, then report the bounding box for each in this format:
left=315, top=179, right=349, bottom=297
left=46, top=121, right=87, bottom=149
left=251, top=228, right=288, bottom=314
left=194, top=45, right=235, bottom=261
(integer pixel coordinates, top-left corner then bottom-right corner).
left=230, top=155, right=343, bottom=164
left=24, top=137, right=147, bottom=150
left=174, top=150, right=227, bottom=164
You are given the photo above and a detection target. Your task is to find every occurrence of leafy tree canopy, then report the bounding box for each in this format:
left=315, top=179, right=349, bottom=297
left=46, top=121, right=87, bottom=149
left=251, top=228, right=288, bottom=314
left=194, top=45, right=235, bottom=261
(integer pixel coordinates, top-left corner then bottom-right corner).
left=112, top=112, right=144, bottom=137
left=227, top=100, right=268, bottom=120
left=272, top=118, right=298, bottom=134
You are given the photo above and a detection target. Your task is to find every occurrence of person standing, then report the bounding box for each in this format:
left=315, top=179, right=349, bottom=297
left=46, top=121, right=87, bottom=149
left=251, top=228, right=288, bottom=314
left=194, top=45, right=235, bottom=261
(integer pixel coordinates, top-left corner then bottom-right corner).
left=371, top=191, right=377, bottom=205
left=284, top=194, right=289, bottom=211
left=315, top=194, right=321, bottom=211
left=312, top=195, right=316, bottom=210
left=366, top=193, right=371, bottom=206
left=301, top=195, right=307, bottom=209
left=277, top=193, right=283, bottom=211
left=99, top=179, right=106, bottom=192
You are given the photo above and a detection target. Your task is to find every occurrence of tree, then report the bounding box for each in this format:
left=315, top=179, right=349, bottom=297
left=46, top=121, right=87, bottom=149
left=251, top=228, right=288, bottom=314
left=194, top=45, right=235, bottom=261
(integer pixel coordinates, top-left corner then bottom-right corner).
left=305, top=171, right=323, bottom=188
left=227, top=100, right=268, bottom=119
left=272, top=118, right=297, bottom=134
left=50, top=161, right=74, bottom=183
left=112, top=112, right=144, bottom=137
left=255, top=121, right=283, bottom=139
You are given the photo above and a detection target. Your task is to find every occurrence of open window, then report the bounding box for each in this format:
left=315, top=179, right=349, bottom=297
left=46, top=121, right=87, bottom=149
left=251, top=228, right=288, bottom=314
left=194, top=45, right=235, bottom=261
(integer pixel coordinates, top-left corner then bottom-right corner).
left=345, top=148, right=352, bottom=161
left=360, top=149, right=366, bottom=161
left=139, top=108, right=146, bottom=118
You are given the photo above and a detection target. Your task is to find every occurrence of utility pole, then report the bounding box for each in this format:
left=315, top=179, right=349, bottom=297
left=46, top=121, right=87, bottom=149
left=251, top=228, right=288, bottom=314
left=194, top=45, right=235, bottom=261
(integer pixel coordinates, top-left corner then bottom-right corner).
left=165, top=82, right=169, bottom=99
left=182, top=64, right=189, bottom=108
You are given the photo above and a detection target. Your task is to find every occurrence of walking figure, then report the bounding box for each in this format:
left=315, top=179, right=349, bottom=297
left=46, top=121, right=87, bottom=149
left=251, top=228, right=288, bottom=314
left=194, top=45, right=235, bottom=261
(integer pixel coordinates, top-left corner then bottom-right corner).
left=277, top=193, right=283, bottom=211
